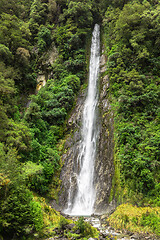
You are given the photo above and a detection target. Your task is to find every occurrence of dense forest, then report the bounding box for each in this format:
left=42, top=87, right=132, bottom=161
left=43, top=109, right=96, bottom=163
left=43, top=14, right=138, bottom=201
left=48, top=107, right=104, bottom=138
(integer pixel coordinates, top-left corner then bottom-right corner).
left=0, top=0, right=159, bottom=239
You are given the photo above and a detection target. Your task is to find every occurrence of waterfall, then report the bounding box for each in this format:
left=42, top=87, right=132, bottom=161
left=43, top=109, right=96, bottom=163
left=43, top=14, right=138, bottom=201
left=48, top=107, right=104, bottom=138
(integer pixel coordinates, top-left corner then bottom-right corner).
left=65, top=24, right=100, bottom=216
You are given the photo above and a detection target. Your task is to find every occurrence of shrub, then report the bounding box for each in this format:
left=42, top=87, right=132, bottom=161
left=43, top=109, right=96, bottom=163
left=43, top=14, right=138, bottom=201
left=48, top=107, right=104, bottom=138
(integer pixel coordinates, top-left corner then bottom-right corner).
left=75, top=217, right=98, bottom=238
left=63, top=74, right=80, bottom=93
left=58, top=216, right=69, bottom=231
left=108, top=204, right=160, bottom=236
left=38, top=26, right=52, bottom=52
left=0, top=186, right=43, bottom=237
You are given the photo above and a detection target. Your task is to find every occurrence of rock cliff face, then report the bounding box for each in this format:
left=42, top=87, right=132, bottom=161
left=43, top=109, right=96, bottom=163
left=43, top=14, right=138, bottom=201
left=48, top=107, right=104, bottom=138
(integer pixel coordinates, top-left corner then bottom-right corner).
left=36, top=44, right=58, bottom=92
left=58, top=48, right=115, bottom=214
left=58, top=90, right=86, bottom=210
left=94, top=48, right=115, bottom=214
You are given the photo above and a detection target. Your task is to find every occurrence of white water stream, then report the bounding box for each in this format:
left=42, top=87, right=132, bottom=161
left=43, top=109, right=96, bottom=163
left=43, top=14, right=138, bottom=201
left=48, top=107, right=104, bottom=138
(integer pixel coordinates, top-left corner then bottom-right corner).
left=65, top=24, right=100, bottom=216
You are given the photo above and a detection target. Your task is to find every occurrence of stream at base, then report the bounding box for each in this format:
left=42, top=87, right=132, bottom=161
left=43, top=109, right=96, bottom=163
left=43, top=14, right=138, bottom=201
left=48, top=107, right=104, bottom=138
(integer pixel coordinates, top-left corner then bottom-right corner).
left=67, top=216, right=135, bottom=240
left=86, top=217, right=135, bottom=240
left=46, top=212, right=158, bottom=240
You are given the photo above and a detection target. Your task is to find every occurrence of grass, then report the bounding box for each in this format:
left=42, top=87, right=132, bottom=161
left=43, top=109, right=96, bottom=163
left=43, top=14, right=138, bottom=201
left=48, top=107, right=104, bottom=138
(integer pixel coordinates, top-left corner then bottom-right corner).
left=108, top=203, right=160, bottom=236
left=30, top=196, right=70, bottom=239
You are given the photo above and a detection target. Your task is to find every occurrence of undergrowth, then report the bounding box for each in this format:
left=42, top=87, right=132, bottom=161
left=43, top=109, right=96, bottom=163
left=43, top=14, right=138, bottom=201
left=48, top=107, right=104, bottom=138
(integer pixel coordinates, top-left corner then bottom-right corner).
left=108, top=204, right=160, bottom=237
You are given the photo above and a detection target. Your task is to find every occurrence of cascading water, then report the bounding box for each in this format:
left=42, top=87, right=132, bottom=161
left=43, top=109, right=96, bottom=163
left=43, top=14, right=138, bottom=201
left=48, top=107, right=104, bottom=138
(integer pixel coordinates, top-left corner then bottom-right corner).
left=65, top=24, right=100, bottom=216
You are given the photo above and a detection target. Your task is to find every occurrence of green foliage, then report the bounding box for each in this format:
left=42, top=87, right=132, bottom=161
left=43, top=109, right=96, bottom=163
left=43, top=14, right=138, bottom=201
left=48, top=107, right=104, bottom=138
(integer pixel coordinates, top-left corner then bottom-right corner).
left=104, top=0, right=160, bottom=201
left=38, top=26, right=52, bottom=52
left=0, top=72, right=15, bottom=118
left=76, top=217, right=85, bottom=234
left=0, top=0, right=104, bottom=238
left=5, top=119, right=31, bottom=153
left=0, top=13, right=30, bottom=52
left=22, top=161, right=43, bottom=180
left=48, top=0, right=59, bottom=23
left=0, top=0, right=31, bottom=19
left=0, top=1, right=159, bottom=240
left=30, top=0, right=48, bottom=26
left=0, top=142, right=44, bottom=238
left=26, top=80, right=73, bottom=121
left=54, top=23, right=80, bottom=59
left=25, top=28, right=91, bottom=192
left=27, top=147, right=60, bottom=194
left=24, top=102, right=42, bottom=122
left=140, top=211, right=160, bottom=235
left=29, top=200, right=44, bottom=231
left=108, top=204, right=160, bottom=236
left=63, top=74, right=80, bottom=93
left=0, top=44, right=13, bottom=64
left=58, top=216, right=69, bottom=231
left=0, top=143, right=21, bottom=187
left=62, top=1, right=93, bottom=28
left=75, top=217, right=98, bottom=238
left=0, top=186, right=44, bottom=237
left=0, top=103, right=9, bottom=143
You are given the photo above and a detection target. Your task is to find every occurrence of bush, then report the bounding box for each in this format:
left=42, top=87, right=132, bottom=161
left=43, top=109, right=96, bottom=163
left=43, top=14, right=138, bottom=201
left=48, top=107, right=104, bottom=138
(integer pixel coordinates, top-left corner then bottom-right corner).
left=108, top=204, right=160, bottom=236
left=0, top=186, right=43, bottom=238
left=76, top=217, right=85, bottom=234
left=30, top=200, right=44, bottom=231
left=140, top=212, right=160, bottom=235
left=58, top=216, right=69, bottom=231
left=38, top=26, right=52, bottom=52
left=0, top=44, right=13, bottom=63
left=63, top=74, right=80, bottom=93
left=75, top=217, right=98, bottom=238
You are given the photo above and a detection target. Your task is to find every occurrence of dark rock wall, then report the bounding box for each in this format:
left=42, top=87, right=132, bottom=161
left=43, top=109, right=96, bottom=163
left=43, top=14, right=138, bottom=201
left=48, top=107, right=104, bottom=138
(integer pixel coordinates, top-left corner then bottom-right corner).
left=58, top=90, right=86, bottom=210
left=94, top=48, right=115, bottom=214
left=58, top=48, right=115, bottom=214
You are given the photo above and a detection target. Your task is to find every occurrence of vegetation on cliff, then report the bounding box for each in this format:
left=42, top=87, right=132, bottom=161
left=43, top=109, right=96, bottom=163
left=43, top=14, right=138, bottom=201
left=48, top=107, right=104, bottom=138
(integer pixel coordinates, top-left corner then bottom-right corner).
left=103, top=0, right=160, bottom=204
left=0, top=0, right=159, bottom=239
left=0, top=0, right=98, bottom=238
left=108, top=203, right=160, bottom=237
left=103, top=0, right=160, bottom=236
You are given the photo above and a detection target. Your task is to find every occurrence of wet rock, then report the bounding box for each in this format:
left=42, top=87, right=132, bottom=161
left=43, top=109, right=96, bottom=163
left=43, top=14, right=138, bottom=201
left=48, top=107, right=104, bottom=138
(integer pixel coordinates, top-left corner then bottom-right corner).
left=131, top=233, right=140, bottom=239
left=65, top=223, right=75, bottom=230
left=100, top=214, right=108, bottom=221
left=58, top=238, right=68, bottom=240
left=88, top=238, right=98, bottom=240
left=126, top=230, right=134, bottom=236
left=100, top=47, right=107, bottom=73
left=94, top=51, right=115, bottom=214
left=57, top=90, right=86, bottom=211
left=42, top=45, right=58, bottom=67
left=51, top=200, right=61, bottom=212
left=74, top=229, right=81, bottom=234
left=100, top=232, right=108, bottom=238
left=53, top=227, right=59, bottom=232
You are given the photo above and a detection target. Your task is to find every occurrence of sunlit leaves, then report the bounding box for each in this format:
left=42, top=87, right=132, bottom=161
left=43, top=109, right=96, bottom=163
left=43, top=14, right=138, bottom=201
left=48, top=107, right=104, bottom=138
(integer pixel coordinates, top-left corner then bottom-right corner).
left=22, top=161, right=43, bottom=179
left=108, top=204, right=160, bottom=236
left=0, top=44, right=13, bottom=64
left=63, top=1, right=93, bottom=28
left=5, top=119, right=31, bottom=152
left=0, top=13, right=30, bottom=52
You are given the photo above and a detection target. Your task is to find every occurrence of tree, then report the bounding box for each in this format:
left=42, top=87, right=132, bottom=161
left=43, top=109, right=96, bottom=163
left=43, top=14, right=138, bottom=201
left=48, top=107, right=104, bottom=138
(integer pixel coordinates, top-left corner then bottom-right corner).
left=63, top=1, right=93, bottom=28
left=0, top=44, right=13, bottom=64
left=38, top=26, right=52, bottom=52
left=0, top=13, right=30, bottom=52
left=0, top=143, right=44, bottom=238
